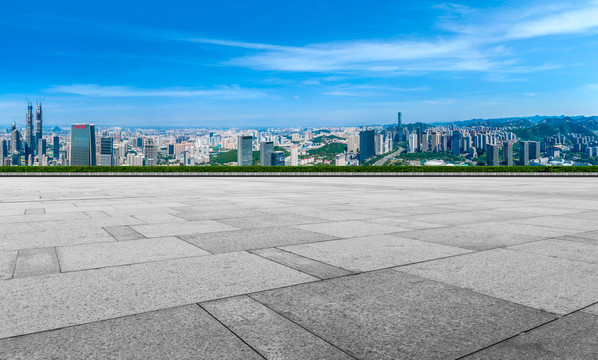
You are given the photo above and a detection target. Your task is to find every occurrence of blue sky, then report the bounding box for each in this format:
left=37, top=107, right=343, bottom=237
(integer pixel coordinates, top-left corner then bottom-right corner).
left=2, top=0, right=598, bottom=128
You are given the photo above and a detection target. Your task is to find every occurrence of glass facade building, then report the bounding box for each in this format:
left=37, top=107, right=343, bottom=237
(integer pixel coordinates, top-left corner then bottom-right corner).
left=70, top=124, right=96, bottom=166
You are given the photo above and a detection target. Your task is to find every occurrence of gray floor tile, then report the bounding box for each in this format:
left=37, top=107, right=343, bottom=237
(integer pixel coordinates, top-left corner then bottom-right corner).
left=13, top=248, right=60, bottom=279
left=180, top=227, right=337, bottom=254
left=405, top=210, right=535, bottom=226
left=202, top=296, right=352, bottom=360
left=174, top=209, right=262, bottom=221
left=365, top=217, right=446, bottom=230
left=252, top=270, right=555, bottom=360
left=217, top=214, right=326, bottom=230
left=583, top=303, right=598, bottom=316
left=294, top=221, right=409, bottom=238
left=463, top=312, right=598, bottom=360
left=399, top=226, right=544, bottom=250
left=281, top=235, right=472, bottom=272
left=0, top=251, right=17, bottom=280
left=251, top=248, right=353, bottom=279
left=510, top=216, right=598, bottom=231
left=398, top=249, right=598, bottom=315
left=0, top=305, right=262, bottom=360
left=57, top=237, right=210, bottom=272
left=131, top=220, right=239, bottom=238
left=133, top=213, right=187, bottom=224
left=461, top=221, right=584, bottom=238
left=24, top=208, right=45, bottom=215
left=508, top=239, right=598, bottom=264
left=104, top=225, right=146, bottom=241
left=0, top=251, right=316, bottom=339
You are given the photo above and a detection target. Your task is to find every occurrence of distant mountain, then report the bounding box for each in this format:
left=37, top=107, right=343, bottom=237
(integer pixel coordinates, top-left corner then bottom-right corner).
left=512, top=117, right=596, bottom=141
left=430, top=115, right=598, bottom=128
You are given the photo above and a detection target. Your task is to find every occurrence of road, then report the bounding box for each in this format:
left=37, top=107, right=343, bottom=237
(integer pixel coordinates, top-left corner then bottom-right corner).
left=374, top=147, right=404, bottom=166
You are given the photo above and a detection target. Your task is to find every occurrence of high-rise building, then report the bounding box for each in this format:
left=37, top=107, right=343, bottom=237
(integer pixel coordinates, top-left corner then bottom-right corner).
left=347, top=135, right=359, bottom=153
left=35, top=105, right=43, bottom=155
left=25, top=103, right=34, bottom=151
left=37, top=138, right=46, bottom=157
left=335, top=153, right=346, bottom=166
left=52, top=135, right=60, bottom=159
left=503, top=142, right=513, bottom=166
left=271, top=151, right=285, bottom=166
left=237, top=135, right=253, bottom=166
left=374, top=134, right=384, bottom=155
left=397, top=112, right=402, bottom=141
left=70, top=124, right=96, bottom=166
left=143, top=138, right=157, bottom=166
left=408, top=133, right=417, bottom=153
left=0, top=139, right=7, bottom=161
left=452, top=132, right=461, bottom=155
left=421, top=132, right=429, bottom=152
left=529, top=141, right=541, bottom=160
left=260, top=141, right=274, bottom=166
left=290, top=146, right=299, bottom=166
left=519, top=141, right=530, bottom=165
left=10, top=123, right=21, bottom=154
left=486, top=144, right=499, bottom=166
left=431, top=132, right=441, bottom=152
left=100, top=137, right=114, bottom=166
left=359, top=130, right=375, bottom=163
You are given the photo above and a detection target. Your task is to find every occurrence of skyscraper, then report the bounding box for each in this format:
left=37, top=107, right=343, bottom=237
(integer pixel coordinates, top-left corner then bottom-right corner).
left=260, top=141, right=274, bottom=166
left=374, top=134, right=384, bottom=155
left=397, top=112, right=403, bottom=141
left=503, top=142, right=513, bottom=166
left=271, top=151, right=285, bottom=166
left=519, top=141, right=530, bottom=165
left=37, top=138, right=46, bottom=157
left=237, top=135, right=253, bottom=166
left=359, top=130, right=375, bottom=163
left=529, top=141, right=541, bottom=160
left=143, top=138, right=157, bottom=166
left=25, top=103, right=34, bottom=152
left=0, top=139, right=7, bottom=161
left=408, top=133, right=417, bottom=153
left=70, top=124, right=96, bottom=166
left=452, top=132, right=462, bottom=155
left=10, top=123, right=21, bottom=154
left=35, top=104, right=42, bottom=155
left=52, top=135, right=60, bottom=159
left=100, top=137, right=114, bottom=166
left=486, top=144, right=499, bottom=166
left=421, top=132, right=429, bottom=152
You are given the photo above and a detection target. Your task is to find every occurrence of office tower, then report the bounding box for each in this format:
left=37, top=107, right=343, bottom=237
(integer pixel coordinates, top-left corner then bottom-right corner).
left=374, top=134, right=384, bottom=155
left=519, top=141, right=529, bottom=165
left=100, top=137, right=114, bottom=166
left=143, top=138, right=157, bottom=166
left=0, top=139, right=7, bottom=161
left=168, top=144, right=175, bottom=155
left=290, top=146, right=299, bottom=166
left=237, top=135, right=253, bottom=166
left=25, top=103, right=34, bottom=151
left=503, top=142, right=513, bottom=166
left=137, top=138, right=143, bottom=148
left=37, top=138, right=46, bottom=157
left=271, top=151, right=285, bottom=166
left=421, top=132, right=429, bottom=152
left=486, top=144, right=499, bottom=166
left=452, top=132, right=461, bottom=155
left=416, top=126, right=423, bottom=151
left=35, top=104, right=42, bottom=155
left=11, top=151, right=21, bottom=166
left=347, top=135, right=359, bottom=153
left=70, top=124, right=96, bottom=166
left=52, top=135, right=59, bottom=159
left=441, top=134, right=449, bottom=152
left=529, top=141, right=541, bottom=160
left=260, top=141, right=274, bottom=166
left=10, top=123, right=21, bottom=154
left=359, top=130, right=375, bottom=163
left=408, top=133, right=417, bottom=153
left=431, top=132, right=441, bottom=152
left=397, top=112, right=402, bottom=141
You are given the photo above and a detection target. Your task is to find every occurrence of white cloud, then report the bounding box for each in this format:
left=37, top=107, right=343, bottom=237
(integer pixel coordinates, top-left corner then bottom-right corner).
left=47, top=84, right=267, bottom=99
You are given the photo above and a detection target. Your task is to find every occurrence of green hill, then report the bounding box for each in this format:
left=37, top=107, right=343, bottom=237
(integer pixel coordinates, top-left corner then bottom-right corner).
left=307, top=143, right=346, bottom=160
left=311, top=135, right=343, bottom=144
left=211, top=146, right=290, bottom=165
left=512, top=120, right=595, bottom=141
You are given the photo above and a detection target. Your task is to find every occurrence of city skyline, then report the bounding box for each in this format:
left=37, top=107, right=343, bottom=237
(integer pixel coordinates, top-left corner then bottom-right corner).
left=2, top=1, right=598, bottom=127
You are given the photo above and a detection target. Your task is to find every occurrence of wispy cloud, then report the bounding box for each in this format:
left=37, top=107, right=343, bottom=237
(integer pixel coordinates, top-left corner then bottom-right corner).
left=46, top=84, right=267, bottom=99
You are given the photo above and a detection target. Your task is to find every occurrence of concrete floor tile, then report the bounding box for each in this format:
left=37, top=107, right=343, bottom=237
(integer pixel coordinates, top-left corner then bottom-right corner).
left=0, top=251, right=17, bottom=280
left=398, top=249, right=598, bottom=314
left=399, top=226, right=544, bottom=250
left=294, top=220, right=408, bottom=238
left=104, top=225, right=145, bottom=240
left=252, top=270, right=555, bottom=360
left=24, top=208, right=45, bottom=215
left=365, top=217, right=446, bottom=230
left=13, top=248, right=60, bottom=279
left=250, top=248, right=353, bottom=279
left=461, top=221, right=584, bottom=237
left=0, top=305, right=262, bottom=360
left=405, top=210, right=535, bottom=226
left=583, top=303, right=598, bottom=316
left=281, top=235, right=472, bottom=272
left=57, top=237, right=210, bottom=271
left=217, top=214, right=326, bottom=230
left=0, top=252, right=316, bottom=339
left=131, top=220, right=239, bottom=238
left=508, top=239, right=598, bottom=264
left=202, top=296, right=352, bottom=360
left=463, top=312, right=598, bottom=359
left=180, top=227, right=337, bottom=254
left=132, top=213, right=187, bottom=224
left=173, top=209, right=262, bottom=221
left=510, top=216, right=598, bottom=231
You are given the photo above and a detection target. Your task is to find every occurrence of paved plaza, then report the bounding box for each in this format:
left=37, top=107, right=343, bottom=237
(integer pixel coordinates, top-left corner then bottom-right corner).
left=1, top=176, right=597, bottom=359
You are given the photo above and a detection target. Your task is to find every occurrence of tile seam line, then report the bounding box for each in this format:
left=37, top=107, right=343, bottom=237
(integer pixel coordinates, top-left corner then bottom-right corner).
left=197, top=303, right=268, bottom=360
left=245, top=294, right=360, bottom=360
left=269, top=247, right=355, bottom=274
